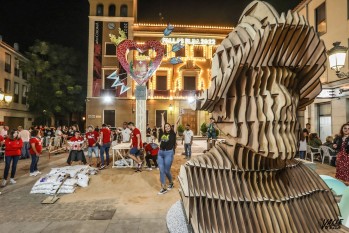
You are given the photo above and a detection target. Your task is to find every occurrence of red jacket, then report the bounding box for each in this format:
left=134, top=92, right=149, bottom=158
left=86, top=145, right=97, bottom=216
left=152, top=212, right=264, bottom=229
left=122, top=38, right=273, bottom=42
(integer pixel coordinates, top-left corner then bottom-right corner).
left=5, top=138, right=23, bottom=156
left=145, top=143, right=159, bottom=156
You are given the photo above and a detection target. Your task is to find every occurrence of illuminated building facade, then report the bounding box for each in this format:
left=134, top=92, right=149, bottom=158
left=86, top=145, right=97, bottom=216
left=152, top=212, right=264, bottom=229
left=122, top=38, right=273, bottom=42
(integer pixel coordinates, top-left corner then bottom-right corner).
left=87, top=0, right=232, bottom=134
left=0, top=38, right=33, bottom=130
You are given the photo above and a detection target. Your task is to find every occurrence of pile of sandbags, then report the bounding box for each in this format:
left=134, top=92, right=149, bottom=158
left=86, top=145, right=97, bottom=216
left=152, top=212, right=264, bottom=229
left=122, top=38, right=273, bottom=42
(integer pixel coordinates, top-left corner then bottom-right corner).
left=30, top=165, right=98, bottom=194
left=114, top=158, right=133, bottom=167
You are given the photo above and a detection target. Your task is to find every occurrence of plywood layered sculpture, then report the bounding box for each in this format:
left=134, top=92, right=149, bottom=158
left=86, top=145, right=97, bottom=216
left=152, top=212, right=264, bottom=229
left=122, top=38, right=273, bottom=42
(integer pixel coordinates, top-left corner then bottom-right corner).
left=178, top=1, right=348, bottom=232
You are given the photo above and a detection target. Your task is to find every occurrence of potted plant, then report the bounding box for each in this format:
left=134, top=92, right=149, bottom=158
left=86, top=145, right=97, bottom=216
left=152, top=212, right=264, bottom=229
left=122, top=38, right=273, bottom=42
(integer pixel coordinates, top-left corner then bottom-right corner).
left=200, top=123, right=208, bottom=136
left=177, top=124, right=185, bottom=136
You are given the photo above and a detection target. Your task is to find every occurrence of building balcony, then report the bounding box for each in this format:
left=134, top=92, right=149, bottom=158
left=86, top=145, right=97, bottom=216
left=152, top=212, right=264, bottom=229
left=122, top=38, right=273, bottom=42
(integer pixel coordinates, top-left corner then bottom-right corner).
left=100, top=88, right=127, bottom=98
left=147, top=89, right=203, bottom=99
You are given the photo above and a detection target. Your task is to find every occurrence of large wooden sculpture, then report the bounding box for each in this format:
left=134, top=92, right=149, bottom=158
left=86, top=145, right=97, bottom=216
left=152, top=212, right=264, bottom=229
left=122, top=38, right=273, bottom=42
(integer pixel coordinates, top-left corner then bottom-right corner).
left=178, top=1, right=348, bottom=232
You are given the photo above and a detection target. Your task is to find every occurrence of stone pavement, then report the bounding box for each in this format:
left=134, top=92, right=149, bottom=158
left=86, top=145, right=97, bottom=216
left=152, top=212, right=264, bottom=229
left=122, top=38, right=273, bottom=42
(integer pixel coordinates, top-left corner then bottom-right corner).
left=0, top=138, right=340, bottom=233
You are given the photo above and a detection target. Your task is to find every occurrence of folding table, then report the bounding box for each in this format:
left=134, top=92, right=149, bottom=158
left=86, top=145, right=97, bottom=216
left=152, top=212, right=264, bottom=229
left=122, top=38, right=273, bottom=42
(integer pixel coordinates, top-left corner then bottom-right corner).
left=111, top=143, right=133, bottom=168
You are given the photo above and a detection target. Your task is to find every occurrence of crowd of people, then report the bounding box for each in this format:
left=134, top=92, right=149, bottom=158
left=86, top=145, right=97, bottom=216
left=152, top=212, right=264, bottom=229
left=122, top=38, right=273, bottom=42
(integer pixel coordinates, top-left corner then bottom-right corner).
left=300, top=123, right=349, bottom=184
left=0, top=121, right=198, bottom=195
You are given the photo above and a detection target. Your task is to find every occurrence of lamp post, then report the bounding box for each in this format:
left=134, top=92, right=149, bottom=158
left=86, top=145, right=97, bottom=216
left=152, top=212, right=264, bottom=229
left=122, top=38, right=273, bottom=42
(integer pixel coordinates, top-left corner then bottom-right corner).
left=0, top=89, right=13, bottom=106
left=327, top=42, right=349, bottom=78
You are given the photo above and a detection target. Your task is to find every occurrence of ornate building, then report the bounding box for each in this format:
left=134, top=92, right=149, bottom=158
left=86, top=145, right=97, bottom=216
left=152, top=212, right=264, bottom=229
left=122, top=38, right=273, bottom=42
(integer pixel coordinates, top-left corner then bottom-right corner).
left=0, top=38, right=33, bottom=130
left=86, top=0, right=232, bottom=134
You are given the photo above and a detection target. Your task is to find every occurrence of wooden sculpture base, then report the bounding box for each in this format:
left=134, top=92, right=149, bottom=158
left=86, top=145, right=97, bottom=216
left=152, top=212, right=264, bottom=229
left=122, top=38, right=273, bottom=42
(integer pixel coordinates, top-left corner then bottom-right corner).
left=178, top=141, right=348, bottom=233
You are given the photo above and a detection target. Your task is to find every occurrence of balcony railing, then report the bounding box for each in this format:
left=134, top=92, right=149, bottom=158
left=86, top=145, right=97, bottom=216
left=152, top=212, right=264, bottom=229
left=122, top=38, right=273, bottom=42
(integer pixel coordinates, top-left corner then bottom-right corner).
left=100, top=88, right=127, bottom=97
left=153, top=90, right=170, bottom=97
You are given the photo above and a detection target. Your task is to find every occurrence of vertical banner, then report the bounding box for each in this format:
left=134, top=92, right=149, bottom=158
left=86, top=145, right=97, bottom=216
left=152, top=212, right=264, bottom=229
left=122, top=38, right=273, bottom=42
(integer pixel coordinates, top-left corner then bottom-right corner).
left=93, top=21, right=103, bottom=97
left=120, top=22, right=129, bottom=38
left=117, top=22, right=129, bottom=97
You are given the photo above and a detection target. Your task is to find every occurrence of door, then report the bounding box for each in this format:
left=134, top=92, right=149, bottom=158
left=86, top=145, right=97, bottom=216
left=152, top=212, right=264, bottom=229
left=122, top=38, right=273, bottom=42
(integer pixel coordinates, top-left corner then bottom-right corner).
left=181, top=109, right=197, bottom=134
left=319, top=116, right=331, bottom=142
left=104, top=110, right=115, bottom=127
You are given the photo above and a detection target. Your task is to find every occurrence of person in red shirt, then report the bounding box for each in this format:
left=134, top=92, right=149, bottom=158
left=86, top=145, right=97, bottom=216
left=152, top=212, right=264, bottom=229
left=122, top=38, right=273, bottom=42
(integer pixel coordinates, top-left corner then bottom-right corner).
left=67, top=131, right=87, bottom=165
left=144, top=142, right=159, bottom=171
left=99, top=123, right=111, bottom=169
left=128, top=122, right=143, bottom=172
left=2, top=130, right=23, bottom=187
left=85, top=125, right=100, bottom=166
left=29, top=129, right=43, bottom=176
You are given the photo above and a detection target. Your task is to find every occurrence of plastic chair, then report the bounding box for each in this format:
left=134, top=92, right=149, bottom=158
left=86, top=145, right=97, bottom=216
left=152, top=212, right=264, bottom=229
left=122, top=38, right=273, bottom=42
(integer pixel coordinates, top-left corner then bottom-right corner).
left=339, top=187, right=349, bottom=227
left=306, top=145, right=322, bottom=163
left=320, top=145, right=336, bottom=165
left=319, top=175, right=348, bottom=196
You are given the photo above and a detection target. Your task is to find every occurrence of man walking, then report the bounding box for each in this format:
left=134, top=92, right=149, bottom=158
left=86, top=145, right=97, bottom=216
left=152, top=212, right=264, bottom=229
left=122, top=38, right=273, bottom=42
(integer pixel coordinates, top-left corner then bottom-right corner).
left=18, top=126, right=30, bottom=159
left=182, top=124, right=194, bottom=159
left=99, top=124, right=111, bottom=169
left=128, top=122, right=143, bottom=172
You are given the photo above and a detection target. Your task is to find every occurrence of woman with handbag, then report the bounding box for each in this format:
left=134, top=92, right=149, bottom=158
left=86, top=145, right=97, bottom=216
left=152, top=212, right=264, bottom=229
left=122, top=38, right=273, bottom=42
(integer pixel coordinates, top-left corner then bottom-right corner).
left=333, top=123, right=349, bottom=183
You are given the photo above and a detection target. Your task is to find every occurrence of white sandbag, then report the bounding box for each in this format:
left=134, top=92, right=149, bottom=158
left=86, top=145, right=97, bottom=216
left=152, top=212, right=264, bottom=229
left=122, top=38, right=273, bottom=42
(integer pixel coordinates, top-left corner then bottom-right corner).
left=77, top=174, right=89, bottom=188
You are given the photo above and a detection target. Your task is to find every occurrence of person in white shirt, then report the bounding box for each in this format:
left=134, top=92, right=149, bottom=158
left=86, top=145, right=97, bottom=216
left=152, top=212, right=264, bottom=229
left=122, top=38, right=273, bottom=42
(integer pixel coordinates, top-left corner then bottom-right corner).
left=121, top=122, right=131, bottom=143
left=299, top=132, right=307, bottom=160
left=18, top=126, right=30, bottom=159
left=0, top=126, right=9, bottom=138
left=182, top=124, right=194, bottom=159
left=54, top=126, right=63, bottom=148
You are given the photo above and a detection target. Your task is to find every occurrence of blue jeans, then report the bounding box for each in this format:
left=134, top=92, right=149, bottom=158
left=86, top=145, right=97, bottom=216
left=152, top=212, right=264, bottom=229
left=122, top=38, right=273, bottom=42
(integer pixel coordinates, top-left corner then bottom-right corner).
left=4, top=156, right=20, bottom=180
left=88, top=146, right=99, bottom=157
left=21, top=141, right=30, bottom=158
left=100, top=142, right=111, bottom=165
left=30, top=154, right=39, bottom=173
left=299, top=151, right=306, bottom=160
left=157, top=149, right=174, bottom=185
left=184, top=143, right=192, bottom=158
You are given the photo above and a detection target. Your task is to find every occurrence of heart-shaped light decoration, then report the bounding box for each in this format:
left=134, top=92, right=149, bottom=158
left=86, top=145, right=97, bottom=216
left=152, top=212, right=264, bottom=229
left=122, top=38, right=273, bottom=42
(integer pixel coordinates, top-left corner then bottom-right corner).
left=117, top=40, right=164, bottom=85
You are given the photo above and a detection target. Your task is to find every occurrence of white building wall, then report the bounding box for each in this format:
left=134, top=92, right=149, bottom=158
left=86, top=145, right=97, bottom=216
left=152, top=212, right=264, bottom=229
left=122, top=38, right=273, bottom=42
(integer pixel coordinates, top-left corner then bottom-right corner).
left=296, top=0, right=349, bottom=137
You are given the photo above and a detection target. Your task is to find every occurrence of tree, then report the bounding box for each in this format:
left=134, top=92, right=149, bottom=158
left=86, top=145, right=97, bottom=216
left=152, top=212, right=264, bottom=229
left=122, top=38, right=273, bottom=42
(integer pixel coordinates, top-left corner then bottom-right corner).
left=21, top=40, right=86, bottom=125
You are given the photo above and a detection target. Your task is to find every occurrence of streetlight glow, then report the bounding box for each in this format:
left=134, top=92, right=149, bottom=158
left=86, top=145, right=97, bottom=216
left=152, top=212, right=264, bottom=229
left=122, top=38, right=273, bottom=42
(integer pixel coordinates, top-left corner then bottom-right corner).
left=103, top=96, right=112, bottom=103
left=188, top=96, right=195, bottom=103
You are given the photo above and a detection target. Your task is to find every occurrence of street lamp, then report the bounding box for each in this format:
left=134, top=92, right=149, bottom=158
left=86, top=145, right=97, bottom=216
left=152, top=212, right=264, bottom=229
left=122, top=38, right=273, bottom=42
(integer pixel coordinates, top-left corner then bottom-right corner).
left=327, top=42, right=349, bottom=78
left=0, top=89, right=13, bottom=105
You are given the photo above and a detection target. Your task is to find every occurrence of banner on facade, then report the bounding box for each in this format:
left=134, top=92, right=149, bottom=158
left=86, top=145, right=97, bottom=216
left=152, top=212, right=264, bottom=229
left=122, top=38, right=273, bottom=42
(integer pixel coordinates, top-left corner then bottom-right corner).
left=93, top=21, right=103, bottom=97
left=117, top=22, right=129, bottom=97
left=120, top=22, right=129, bottom=38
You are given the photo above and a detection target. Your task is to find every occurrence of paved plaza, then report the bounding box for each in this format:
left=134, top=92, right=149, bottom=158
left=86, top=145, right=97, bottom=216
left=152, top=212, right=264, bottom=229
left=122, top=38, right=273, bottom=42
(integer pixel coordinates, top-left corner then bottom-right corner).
left=0, top=138, right=339, bottom=233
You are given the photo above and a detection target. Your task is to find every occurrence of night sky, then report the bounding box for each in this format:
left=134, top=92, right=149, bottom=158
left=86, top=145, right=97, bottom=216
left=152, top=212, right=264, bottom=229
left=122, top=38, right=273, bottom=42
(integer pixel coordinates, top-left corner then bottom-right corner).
left=0, top=0, right=301, bottom=63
